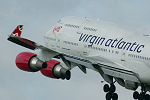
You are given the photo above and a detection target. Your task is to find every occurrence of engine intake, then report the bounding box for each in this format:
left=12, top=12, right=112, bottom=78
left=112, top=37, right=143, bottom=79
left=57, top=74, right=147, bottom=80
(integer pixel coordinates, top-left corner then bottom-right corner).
left=40, top=59, right=71, bottom=80
left=16, top=52, right=47, bottom=72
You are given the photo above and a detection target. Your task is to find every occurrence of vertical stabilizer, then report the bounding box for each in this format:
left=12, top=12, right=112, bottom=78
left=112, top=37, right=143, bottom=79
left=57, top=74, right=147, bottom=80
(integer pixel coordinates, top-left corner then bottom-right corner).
left=11, top=25, right=23, bottom=37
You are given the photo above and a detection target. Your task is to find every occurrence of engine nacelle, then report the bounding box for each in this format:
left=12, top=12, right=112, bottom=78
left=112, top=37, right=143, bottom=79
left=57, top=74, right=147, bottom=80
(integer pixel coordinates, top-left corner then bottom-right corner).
left=16, top=52, right=47, bottom=72
left=40, top=59, right=71, bottom=80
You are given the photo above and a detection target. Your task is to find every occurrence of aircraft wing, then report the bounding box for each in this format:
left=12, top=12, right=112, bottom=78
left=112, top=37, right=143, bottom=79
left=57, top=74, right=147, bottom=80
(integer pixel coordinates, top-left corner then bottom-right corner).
left=7, top=25, right=58, bottom=54
left=63, top=54, right=140, bottom=83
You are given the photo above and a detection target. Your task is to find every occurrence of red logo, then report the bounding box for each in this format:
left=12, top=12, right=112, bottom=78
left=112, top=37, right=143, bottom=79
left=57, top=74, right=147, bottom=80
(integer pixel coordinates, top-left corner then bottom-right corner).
left=53, top=25, right=62, bottom=36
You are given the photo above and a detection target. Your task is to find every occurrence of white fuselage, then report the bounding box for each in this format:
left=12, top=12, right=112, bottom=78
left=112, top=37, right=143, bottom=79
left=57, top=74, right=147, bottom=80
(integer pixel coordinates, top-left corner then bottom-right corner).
left=44, top=16, right=150, bottom=84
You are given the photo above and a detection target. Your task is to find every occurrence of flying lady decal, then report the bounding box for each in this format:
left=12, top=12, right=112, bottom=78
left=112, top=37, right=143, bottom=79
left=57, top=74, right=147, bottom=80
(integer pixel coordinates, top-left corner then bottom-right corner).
left=53, top=25, right=62, bottom=36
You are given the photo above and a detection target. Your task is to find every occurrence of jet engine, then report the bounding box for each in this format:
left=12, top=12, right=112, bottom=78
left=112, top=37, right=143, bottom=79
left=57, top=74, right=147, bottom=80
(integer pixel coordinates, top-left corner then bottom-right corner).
left=16, top=52, right=47, bottom=72
left=40, top=59, right=71, bottom=80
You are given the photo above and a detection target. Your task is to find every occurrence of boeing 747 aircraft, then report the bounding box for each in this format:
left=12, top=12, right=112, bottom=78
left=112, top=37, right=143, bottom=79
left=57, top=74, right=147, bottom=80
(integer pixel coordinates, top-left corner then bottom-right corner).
left=7, top=16, right=150, bottom=100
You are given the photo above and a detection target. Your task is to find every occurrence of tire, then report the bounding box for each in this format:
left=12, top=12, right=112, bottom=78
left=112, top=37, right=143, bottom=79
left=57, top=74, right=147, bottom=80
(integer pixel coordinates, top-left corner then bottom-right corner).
left=145, top=94, right=150, bottom=100
left=138, top=93, right=144, bottom=100
left=133, top=91, right=139, bottom=99
left=104, top=84, right=110, bottom=92
left=106, top=93, right=112, bottom=100
left=112, top=93, right=118, bottom=100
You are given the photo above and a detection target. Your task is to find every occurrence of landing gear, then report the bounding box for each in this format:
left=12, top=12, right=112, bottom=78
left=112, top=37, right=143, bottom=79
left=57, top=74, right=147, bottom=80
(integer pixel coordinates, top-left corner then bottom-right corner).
left=133, top=84, right=150, bottom=100
left=103, top=83, right=118, bottom=100
left=133, top=91, right=150, bottom=100
left=133, top=91, right=139, bottom=99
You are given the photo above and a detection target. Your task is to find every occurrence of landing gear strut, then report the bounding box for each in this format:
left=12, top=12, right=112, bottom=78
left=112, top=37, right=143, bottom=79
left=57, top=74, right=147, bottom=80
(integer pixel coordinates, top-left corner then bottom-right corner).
left=133, top=84, right=150, bottom=100
left=103, top=83, right=118, bottom=100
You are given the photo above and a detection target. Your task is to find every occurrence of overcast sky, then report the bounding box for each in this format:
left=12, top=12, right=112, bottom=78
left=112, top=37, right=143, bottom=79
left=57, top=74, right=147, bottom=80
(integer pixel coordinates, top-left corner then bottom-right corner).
left=1, top=0, right=150, bottom=100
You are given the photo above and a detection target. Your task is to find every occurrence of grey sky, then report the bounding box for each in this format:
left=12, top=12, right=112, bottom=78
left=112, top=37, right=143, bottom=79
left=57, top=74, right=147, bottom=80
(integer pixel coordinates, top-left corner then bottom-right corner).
left=1, top=0, right=150, bottom=100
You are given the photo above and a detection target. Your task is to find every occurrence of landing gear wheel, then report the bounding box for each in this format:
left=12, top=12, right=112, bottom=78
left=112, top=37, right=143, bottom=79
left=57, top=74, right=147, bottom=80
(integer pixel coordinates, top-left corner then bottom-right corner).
left=103, top=83, right=117, bottom=100
left=133, top=91, right=139, bottom=99
left=106, top=93, right=112, bottom=100
left=112, top=93, right=118, bottom=100
left=145, top=94, right=150, bottom=100
left=104, top=84, right=110, bottom=92
left=138, top=93, right=145, bottom=100
left=133, top=91, right=150, bottom=100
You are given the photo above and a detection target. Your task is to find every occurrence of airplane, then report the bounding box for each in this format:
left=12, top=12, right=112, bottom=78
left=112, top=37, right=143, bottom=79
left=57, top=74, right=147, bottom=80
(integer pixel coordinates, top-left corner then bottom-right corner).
left=7, top=16, right=150, bottom=100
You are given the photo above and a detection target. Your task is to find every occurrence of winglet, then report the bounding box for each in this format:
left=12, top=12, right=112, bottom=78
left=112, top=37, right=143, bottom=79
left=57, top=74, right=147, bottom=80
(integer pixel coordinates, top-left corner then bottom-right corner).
left=7, top=25, right=37, bottom=50
left=11, top=25, right=23, bottom=37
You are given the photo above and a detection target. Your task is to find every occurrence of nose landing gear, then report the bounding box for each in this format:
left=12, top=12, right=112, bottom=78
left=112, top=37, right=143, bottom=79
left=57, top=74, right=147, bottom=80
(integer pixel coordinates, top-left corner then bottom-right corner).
left=103, top=83, right=118, bottom=100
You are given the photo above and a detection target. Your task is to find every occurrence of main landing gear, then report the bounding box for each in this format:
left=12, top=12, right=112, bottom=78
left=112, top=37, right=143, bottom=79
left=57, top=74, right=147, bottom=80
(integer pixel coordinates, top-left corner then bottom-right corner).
left=133, top=84, right=150, bottom=100
left=103, top=82, right=150, bottom=100
left=103, top=83, right=118, bottom=100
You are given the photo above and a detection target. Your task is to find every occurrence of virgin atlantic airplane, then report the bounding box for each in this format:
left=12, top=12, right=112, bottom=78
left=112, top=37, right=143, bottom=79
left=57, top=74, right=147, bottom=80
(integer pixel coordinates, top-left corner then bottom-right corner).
left=8, top=16, right=150, bottom=100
